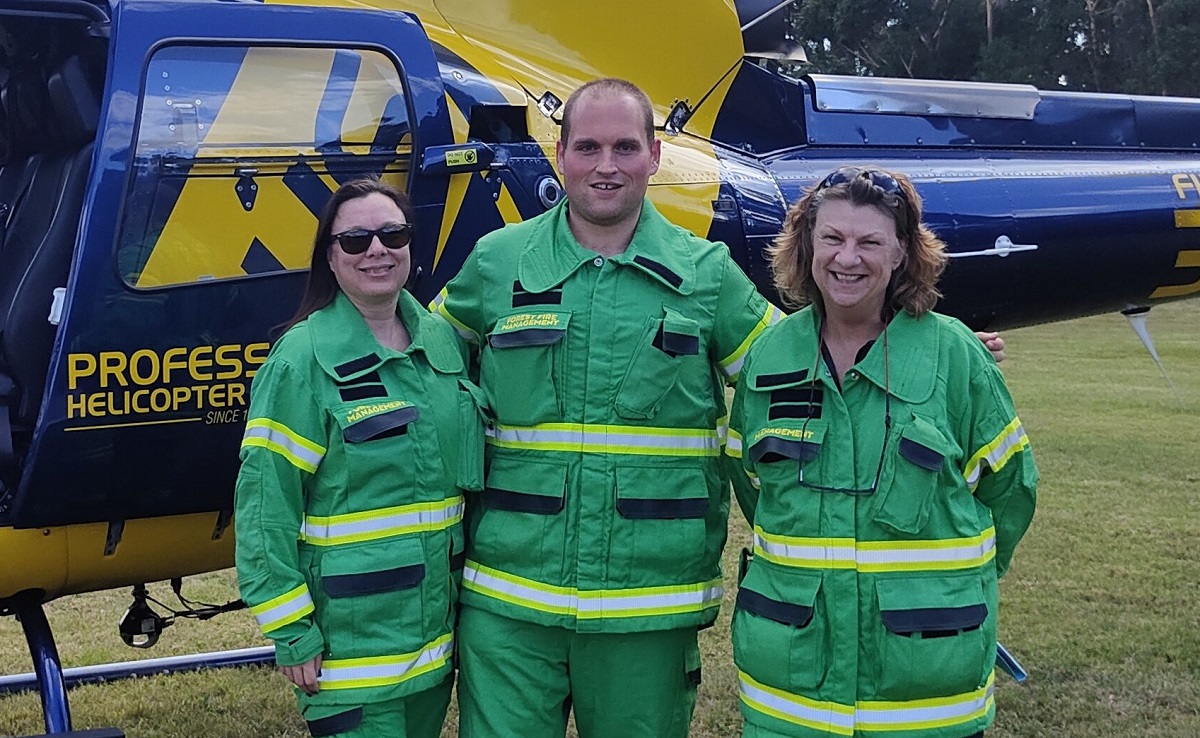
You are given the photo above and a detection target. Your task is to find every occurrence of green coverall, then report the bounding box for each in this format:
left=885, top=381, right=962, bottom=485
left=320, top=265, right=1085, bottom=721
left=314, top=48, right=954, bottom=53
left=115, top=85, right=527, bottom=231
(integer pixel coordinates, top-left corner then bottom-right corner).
left=727, top=307, right=1038, bottom=738
left=235, top=291, right=485, bottom=738
left=434, top=198, right=780, bottom=738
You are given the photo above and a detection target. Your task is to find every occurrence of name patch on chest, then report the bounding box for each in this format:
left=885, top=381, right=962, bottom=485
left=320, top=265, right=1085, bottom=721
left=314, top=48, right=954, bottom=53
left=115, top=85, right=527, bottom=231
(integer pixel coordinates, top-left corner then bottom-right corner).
left=754, top=426, right=815, bottom=441
left=345, top=400, right=410, bottom=425
left=500, top=313, right=563, bottom=331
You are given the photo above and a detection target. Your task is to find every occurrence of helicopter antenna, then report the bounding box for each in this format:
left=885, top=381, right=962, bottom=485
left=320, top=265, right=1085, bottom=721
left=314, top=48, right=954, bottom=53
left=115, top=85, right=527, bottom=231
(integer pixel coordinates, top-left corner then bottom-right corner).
left=1121, top=307, right=1184, bottom=407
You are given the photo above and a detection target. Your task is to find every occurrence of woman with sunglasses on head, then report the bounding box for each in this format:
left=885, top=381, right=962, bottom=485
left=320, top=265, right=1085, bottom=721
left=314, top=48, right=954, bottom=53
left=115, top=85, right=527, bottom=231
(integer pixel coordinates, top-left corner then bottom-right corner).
left=234, top=177, right=485, bottom=738
left=726, top=166, right=1037, bottom=738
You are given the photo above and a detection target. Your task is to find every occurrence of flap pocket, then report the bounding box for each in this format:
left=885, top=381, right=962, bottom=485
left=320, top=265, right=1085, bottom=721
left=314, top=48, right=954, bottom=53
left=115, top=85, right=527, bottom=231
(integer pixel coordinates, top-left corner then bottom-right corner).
left=877, top=576, right=987, bottom=636
left=898, top=416, right=948, bottom=472
left=321, top=536, right=426, bottom=599
left=737, top=564, right=820, bottom=627
left=748, top=424, right=825, bottom=464
left=339, top=401, right=420, bottom=443
left=652, top=308, right=700, bottom=357
left=616, top=464, right=708, bottom=519
left=488, top=311, right=570, bottom=348
left=484, top=456, right=567, bottom=514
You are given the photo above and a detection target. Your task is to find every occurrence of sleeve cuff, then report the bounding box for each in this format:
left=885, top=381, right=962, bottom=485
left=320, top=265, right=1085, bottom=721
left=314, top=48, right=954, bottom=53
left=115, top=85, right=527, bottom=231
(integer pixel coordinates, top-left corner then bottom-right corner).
left=273, top=623, right=324, bottom=666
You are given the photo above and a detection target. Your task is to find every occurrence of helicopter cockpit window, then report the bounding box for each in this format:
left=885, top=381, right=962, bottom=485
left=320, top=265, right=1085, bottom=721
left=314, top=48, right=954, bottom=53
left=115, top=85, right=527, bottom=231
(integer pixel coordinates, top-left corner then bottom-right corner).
left=117, top=45, right=412, bottom=289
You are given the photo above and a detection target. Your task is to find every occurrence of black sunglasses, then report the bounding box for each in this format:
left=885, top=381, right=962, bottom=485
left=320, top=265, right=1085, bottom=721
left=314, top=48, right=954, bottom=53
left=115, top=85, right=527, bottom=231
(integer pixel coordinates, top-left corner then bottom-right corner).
left=817, top=167, right=908, bottom=206
left=332, top=225, right=412, bottom=255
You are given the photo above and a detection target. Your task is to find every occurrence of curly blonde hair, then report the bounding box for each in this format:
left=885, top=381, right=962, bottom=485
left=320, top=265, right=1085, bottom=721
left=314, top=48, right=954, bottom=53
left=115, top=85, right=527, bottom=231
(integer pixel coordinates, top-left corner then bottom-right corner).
left=768, top=167, right=947, bottom=317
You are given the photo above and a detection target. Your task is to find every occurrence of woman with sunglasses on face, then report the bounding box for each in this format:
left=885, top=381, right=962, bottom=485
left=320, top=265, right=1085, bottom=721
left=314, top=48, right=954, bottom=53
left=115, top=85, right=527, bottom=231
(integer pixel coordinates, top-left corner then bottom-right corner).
left=726, top=167, right=1037, bottom=738
left=234, top=178, right=485, bottom=738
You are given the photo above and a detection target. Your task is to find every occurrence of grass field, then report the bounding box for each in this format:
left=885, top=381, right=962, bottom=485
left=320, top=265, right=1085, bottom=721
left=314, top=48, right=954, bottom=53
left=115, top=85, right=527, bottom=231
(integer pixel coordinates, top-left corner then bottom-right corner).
left=2, top=301, right=1198, bottom=738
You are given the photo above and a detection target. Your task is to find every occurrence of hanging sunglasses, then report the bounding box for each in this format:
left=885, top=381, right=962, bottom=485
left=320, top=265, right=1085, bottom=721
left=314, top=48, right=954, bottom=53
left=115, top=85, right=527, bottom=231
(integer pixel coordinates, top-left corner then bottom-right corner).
left=816, top=167, right=909, bottom=207
left=796, top=326, right=893, bottom=496
left=332, top=224, right=413, bottom=255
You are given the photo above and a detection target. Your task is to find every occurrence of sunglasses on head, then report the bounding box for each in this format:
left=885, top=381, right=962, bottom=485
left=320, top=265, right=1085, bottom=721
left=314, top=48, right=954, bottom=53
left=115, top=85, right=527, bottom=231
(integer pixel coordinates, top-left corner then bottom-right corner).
left=816, top=167, right=908, bottom=206
left=332, top=225, right=413, bottom=255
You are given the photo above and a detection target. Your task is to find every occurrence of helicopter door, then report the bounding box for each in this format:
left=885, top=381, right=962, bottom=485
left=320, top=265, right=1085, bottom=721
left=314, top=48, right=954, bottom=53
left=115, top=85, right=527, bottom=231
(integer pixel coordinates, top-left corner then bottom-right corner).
left=6, top=2, right=452, bottom=528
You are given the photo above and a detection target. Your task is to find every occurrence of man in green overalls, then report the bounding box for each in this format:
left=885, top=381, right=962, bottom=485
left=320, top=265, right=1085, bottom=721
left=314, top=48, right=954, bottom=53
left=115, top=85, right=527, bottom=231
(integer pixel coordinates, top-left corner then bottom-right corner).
left=433, top=78, right=779, bottom=738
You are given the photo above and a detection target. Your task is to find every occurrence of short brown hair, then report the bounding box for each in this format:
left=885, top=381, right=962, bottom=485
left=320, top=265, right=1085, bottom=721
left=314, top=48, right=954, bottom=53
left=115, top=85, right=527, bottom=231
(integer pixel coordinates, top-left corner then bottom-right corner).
left=768, top=166, right=947, bottom=317
left=560, top=78, right=655, bottom=144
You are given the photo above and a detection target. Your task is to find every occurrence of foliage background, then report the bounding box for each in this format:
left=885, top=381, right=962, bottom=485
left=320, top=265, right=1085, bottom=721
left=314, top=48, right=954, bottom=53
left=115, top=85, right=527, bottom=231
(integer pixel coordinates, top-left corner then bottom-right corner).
left=787, top=0, right=1200, bottom=96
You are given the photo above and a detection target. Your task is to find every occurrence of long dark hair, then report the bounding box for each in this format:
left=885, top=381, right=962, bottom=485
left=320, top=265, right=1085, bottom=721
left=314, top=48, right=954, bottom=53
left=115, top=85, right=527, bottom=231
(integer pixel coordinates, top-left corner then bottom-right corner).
left=279, top=177, right=416, bottom=336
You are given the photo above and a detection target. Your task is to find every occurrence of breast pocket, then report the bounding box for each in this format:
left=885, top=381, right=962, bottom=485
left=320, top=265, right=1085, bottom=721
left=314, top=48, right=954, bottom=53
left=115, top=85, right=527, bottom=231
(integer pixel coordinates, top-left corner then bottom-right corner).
left=316, top=536, right=428, bottom=660
left=872, top=415, right=951, bottom=535
left=332, top=400, right=421, bottom=497
left=482, top=311, right=570, bottom=426
left=732, top=562, right=826, bottom=692
left=614, top=307, right=699, bottom=421
left=875, top=575, right=990, bottom=700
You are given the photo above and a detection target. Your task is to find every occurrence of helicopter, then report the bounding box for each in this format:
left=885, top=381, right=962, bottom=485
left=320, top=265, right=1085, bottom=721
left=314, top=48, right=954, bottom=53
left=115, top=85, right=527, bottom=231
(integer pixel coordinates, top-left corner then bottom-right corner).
left=1, top=0, right=1198, bottom=733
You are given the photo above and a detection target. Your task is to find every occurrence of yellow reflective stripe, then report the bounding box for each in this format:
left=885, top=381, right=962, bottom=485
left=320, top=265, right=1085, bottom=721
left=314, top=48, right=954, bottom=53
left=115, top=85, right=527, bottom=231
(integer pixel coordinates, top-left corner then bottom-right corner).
left=725, top=428, right=743, bottom=458
left=319, top=633, right=453, bottom=691
left=301, top=497, right=464, bottom=546
left=485, top=423, right=721, bottom=457
left=242, top=418, right=325, bottom=473
left=720, top=302, right=784, bottom=381
left=430, top=288, right=479, bottom=344
left=747, top=470, right=761, bottom=489
left=857, top=672, right=995, bottom=732
left=754, top=526, right=997, bottom=573
left=963, top=417, right=1029, bottom=490
left=463, top=561, right=723, bottom=619
left=739, top=670, right=856, bottom=736
left=248, top=584, right=314, bottom=634
left=740, top=670, right=994, bottom=734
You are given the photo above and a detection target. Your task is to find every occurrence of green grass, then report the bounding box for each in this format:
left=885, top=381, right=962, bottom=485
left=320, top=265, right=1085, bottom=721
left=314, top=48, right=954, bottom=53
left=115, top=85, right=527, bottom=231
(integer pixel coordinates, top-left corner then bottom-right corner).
left=2, top=301, right=1199, bottom=737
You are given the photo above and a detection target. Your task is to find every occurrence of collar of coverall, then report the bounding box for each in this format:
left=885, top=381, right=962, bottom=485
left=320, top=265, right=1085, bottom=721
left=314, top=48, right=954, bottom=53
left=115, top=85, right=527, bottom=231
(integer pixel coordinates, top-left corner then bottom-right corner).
left=754, top=307, right=940, bottom=405
left=308, top=289, right=465, bottom=382
left=517, top=198, right=697, bottom=296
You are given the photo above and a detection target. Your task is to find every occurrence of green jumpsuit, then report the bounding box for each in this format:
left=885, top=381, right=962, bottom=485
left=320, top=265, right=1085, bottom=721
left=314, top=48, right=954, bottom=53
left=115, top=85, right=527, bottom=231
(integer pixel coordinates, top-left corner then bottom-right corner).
left=727, top=307, right=1037, bottom=738
left=433, top=198, right=780, bottom=738
left=234, top=291, right=485, bottom=738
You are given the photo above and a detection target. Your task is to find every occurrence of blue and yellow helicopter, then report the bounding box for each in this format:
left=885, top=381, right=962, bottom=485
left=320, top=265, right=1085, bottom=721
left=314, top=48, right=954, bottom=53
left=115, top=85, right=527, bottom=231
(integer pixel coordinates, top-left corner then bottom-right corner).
left=1, top=0, right=1198, bottom=733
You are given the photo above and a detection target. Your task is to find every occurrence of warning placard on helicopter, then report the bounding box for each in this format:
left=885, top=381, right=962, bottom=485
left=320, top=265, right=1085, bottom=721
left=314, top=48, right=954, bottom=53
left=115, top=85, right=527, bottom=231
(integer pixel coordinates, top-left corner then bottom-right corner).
left=63, top=343, right=269, bottom=430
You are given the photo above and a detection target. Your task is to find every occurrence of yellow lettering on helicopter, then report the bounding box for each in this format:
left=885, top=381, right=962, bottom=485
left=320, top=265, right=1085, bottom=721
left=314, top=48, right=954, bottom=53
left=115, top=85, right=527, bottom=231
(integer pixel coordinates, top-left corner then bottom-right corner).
left=64, top=343, right=267, bottom=423
left=1170, top=172, right=1200, bottom=200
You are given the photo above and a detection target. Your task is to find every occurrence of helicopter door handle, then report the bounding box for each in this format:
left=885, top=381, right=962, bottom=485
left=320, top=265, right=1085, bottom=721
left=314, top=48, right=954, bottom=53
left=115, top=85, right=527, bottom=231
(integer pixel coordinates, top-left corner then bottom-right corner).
left=948, top=235, right=1039, bottom=259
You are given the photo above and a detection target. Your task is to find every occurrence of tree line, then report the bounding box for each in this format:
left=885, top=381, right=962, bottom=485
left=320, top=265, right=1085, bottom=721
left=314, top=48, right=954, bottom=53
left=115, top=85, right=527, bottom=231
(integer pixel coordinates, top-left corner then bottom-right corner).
left=787, top=0, right=1200, bottom=97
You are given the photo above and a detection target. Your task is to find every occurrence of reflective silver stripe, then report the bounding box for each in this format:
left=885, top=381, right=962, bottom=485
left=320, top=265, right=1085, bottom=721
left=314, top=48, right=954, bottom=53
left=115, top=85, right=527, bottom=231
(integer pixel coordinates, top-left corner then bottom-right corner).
left=739, top=670, right=994, bottom=734
left=241, top=419, right=325, bottom=473
left=857, top=674, right=995, bottom=731
left=319, top=633, right=454, bottom=690
left=302, top=497, right=464, bottom=545
left=486, top=423, right=721, bottom=457
left=754, top=531, right=855, bottom=568
left=249, top=585, right=314, bottom=633
left=725, top=428, right=743, bottom=457
left=430, top=288, right=479, bottom=344
left=721, top=304, right=785, bottom=380
left=963, top=418, right=1028, bottom=488
left=755, top=527, right=997, bottom=572
left=463, top=562, right=723, bottom=619
left=739, top=671, right=855, bottom=736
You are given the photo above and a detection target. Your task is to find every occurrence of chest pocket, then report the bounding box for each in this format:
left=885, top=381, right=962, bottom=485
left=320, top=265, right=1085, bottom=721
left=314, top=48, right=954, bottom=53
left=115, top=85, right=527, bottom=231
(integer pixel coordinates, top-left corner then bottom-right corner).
left=872, top=414, right=953, bottom=535
left=331, top=400, right=422, bottom=501
left=482, top=310, right=570, bottom=426
left=614, top=307, right=700, bottom=421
